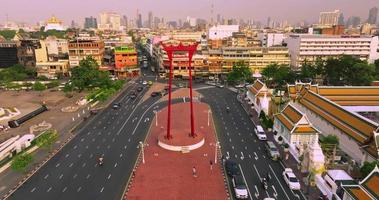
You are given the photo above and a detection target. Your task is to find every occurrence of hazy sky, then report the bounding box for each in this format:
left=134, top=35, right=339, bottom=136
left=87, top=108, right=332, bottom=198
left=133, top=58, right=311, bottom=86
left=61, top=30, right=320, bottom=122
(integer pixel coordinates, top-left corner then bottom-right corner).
left=0, top=0, right=378, bottom=25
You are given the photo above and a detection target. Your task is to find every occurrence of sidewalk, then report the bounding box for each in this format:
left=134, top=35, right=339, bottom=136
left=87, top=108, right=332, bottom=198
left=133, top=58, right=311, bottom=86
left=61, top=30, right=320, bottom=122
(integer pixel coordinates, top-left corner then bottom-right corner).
left=237, top=93, right=321, bottom=199
left=0, top=80, right=134, bottom=199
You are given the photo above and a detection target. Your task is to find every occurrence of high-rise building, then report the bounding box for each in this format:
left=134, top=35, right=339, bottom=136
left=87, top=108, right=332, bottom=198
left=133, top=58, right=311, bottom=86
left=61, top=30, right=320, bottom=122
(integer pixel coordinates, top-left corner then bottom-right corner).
left=137, top=14, right=143, bottom=28
left=148, top=11, right=153, bottom=29
left=338, top=13, right=344, bottom=25
left=319, top=10, right=341, bottom=26
left=121, top=15, right=128, bottom=27
left=346, top=16, right=361, bottom=28
left=99, top=12, right=121, bottom=31
left=367, top=7, right=378, bottom=25
left=266, top=17, right=271, bottom=28
left=84, top=16, right=97, bottom=29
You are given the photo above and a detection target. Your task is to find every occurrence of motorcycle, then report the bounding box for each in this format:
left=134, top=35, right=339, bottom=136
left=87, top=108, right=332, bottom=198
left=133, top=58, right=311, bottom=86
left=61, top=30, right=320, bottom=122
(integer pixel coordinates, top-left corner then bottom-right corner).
left=261, top=178, right=268, bottom=190
left=98, top=157, right=104, bottom=166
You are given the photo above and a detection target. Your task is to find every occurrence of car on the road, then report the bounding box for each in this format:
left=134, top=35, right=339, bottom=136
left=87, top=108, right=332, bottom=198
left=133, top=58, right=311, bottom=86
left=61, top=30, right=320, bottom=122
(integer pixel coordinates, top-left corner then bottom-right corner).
left=265, top=141, right=280, bottom=160
left=148, top=81, right=153, bottom=85
left=151, top=92, right=160, bottom=97
left=225, top=159, right=240, bottom=177
left=254, top=125, right=267, bottom=140
left=177, top=83, right=184, bottom=88
left=216, top=84, right=224, bottom=88
left=112, top=103, right=121, bottom=109
left=142, top=81, right=147, bottom=85
left=130, top=94, right=137, bottom=99
left=232, top=174, right=249, bottom=199
left=137, top=87, right=143, bottom=92
left=282, top=168, right=301, bottom=190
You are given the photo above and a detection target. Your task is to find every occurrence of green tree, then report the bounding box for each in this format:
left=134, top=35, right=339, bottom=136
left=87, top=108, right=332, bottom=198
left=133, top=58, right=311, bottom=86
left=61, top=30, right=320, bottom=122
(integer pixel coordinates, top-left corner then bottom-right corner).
left=261, top=63, right=295, bottom=90
left=374, top=59, right=379, bottom=79
left=0, top=30, right=16, bottom=40
left=0, top=64, right=28, bottom=83
left=11, top=153, right=33, bottom=172
left=46, top=80, right=60, bottom=88
left=227, top=61, right=251, bottom=84
left=35, top=130, right=58, bottom=150
left=360, top=161, right=379, bottom=178
left=32, top=81, right=47, bottom=91
left=320, top=135, right=339, bottom=146
left=323, top=56, right=374, bottom=86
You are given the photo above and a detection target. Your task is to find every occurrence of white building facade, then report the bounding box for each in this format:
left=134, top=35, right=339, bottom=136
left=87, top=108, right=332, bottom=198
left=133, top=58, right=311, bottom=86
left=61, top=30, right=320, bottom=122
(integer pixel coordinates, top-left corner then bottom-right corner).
left=208, top=25, right=239, bottom=40
left=285, top=34, right=379, bottom=69
left=257, top=33, right=285, bottom=47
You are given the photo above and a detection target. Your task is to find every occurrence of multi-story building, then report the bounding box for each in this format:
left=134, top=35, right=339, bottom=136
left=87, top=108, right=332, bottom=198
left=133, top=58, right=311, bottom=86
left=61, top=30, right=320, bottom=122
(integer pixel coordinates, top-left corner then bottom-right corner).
left=208, top=25, right=239, bottom=40
left=17, top=39, right=41, bottom=67
left=68, top=39, right=104, bottom=67
left=257, top=33, right=285, bottom=47
left=221, top=46, right=290, bottom=74
left=0, top=41, right=18, bottom=68
left=367, top=7, right=378, bottom=25
left=285, top=34, right=379, bottom=69
left=319, top=10, right=341, bottom=26
left=154, top=41, right=290, bottom=78
left=99, top=12, right=121, bottom=31
left=36, top=60, right=69, bottom=79
left=44, top=36, right=69, bottom=57
left=114, top=46, right=139, bottom=79
left=84, top=16, right=98, bottom=29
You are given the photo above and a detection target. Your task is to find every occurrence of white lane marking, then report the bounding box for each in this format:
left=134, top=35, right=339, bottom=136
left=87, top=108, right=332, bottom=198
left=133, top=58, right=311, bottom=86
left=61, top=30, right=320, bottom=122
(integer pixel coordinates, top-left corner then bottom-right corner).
left=254, top=152, right=258, bottom=160
left=90, top=154, right=93, bottom=158
left=229, top=138, right=232, bottom=142
left=77, top=187, right=82, bottom=192
left=78, top=154, right=82, bottom=158
left=73, top=174, right=77, bottom=179
left=240, top=152, right=245, bottom=160
left=269, top=165, right=290, bottom=200
left=226, top=151, right=230, bottom=159
left=59, top=174, right=63, bottom=179
left=254, top=185, right=259, bottom=198
left=69, top=163, right=73, bottom=168
left=253, top=164, right=262, bottom=180
left=85, top=145, right=89, bottom=149
left=120, top=153, right=123, bottom=158
left=47, top=187, right=52, bottom=192
left=55, top=163, right=60, bottom=168
left=107, top=174, right=112, bottom=179
left=124, top=145, right=127, bottom=149
left=82, top=163, right=86, bottom=167
left=272, top=185, right=278, bottom=198
left=30, top=187, right=36, bottom=193
left=232, top=146, right=235, bottom=150
left=107, top=145, right=111, bottom=149
left=44, top=174, right=49, bottom=179
left=74, top=145, right=77, bottom=149
left=65, top=154, right=69, bottom=158
left=238, top=164, right=253, bottom=200
left=100, top=187, right=104, bottom=193
left=62, top=187, right=67, bottom=193
left=86, top=174, right=91, bottom=179
left=114, top=163, right=118, bottom=168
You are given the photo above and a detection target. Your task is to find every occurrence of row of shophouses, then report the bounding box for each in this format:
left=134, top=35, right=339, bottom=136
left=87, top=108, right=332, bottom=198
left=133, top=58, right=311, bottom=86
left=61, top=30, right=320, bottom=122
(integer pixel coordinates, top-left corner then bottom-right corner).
left=0, top=33, right=139, bottom=79
left=246, top=79, right=379, bottom=165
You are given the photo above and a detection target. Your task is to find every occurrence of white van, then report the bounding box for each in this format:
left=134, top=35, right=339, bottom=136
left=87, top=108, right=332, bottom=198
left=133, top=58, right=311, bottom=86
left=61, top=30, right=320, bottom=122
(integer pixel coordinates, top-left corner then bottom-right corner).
left=254, top=125, right=267, bottom=140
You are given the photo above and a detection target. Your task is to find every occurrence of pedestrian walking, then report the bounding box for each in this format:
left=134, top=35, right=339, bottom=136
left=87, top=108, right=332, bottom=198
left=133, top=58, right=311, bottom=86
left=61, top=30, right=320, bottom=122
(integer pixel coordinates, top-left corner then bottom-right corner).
left=192, top=166, right=197, bottom=177
left=210, top=160, right=213, bottom=170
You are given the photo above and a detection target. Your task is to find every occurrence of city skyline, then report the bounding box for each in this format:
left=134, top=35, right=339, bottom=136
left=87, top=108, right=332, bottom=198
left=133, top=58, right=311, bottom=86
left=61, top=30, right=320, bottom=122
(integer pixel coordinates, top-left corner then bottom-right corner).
left=0, top=0, right=378, bottom=25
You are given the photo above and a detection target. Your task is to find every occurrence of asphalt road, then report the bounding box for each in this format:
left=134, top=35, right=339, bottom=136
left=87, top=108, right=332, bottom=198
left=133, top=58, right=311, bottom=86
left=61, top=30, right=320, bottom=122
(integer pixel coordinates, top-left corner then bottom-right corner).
left=8, top=76, right=161, bottom=200
left=198, top=87, right=307, bottom=200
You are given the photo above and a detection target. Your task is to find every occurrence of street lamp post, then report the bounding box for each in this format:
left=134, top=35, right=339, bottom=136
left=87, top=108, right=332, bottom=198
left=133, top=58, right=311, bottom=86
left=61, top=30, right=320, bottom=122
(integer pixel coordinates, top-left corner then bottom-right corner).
left=207, top=109, right=211, bottom=127
left=154, top=110, right=158, bottom=127
left=139, top=141, right=145, bottom=164
left=214, top=142, right=220, bottom=164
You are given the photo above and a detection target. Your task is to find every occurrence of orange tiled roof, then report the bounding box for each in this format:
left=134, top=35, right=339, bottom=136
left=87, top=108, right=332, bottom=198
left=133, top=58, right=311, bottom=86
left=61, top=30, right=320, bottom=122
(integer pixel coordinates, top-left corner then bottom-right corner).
left=317, top=87, right=379, bottom=106
left=293, top=126, right=318, bottom=134
left=349, top=187, right=372, bottom=200
left=282, top=104, right=303, bottom=124
left=298, top=89, right=378, bottom=158
left=362, top=172, right=379, bottom=198
left=276, top=113, right=294, bottom=130
left=250, top=80, right=264, bottom=95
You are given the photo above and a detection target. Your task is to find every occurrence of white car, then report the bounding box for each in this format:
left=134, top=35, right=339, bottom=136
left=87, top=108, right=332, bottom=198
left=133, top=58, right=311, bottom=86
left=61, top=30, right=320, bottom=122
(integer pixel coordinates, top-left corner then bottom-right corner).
left=254, top=125, right=267, bottom=140
left=142, top=81, right=147, bottom=85
left=282, top=168, right=301, bottom=190
left=232, top=175, right=249, bottom=199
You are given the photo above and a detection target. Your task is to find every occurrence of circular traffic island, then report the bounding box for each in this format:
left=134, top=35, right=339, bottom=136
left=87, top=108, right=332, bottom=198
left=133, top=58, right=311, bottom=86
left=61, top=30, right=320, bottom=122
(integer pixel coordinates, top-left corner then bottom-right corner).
left=157, top=129, right=205, bottom=153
